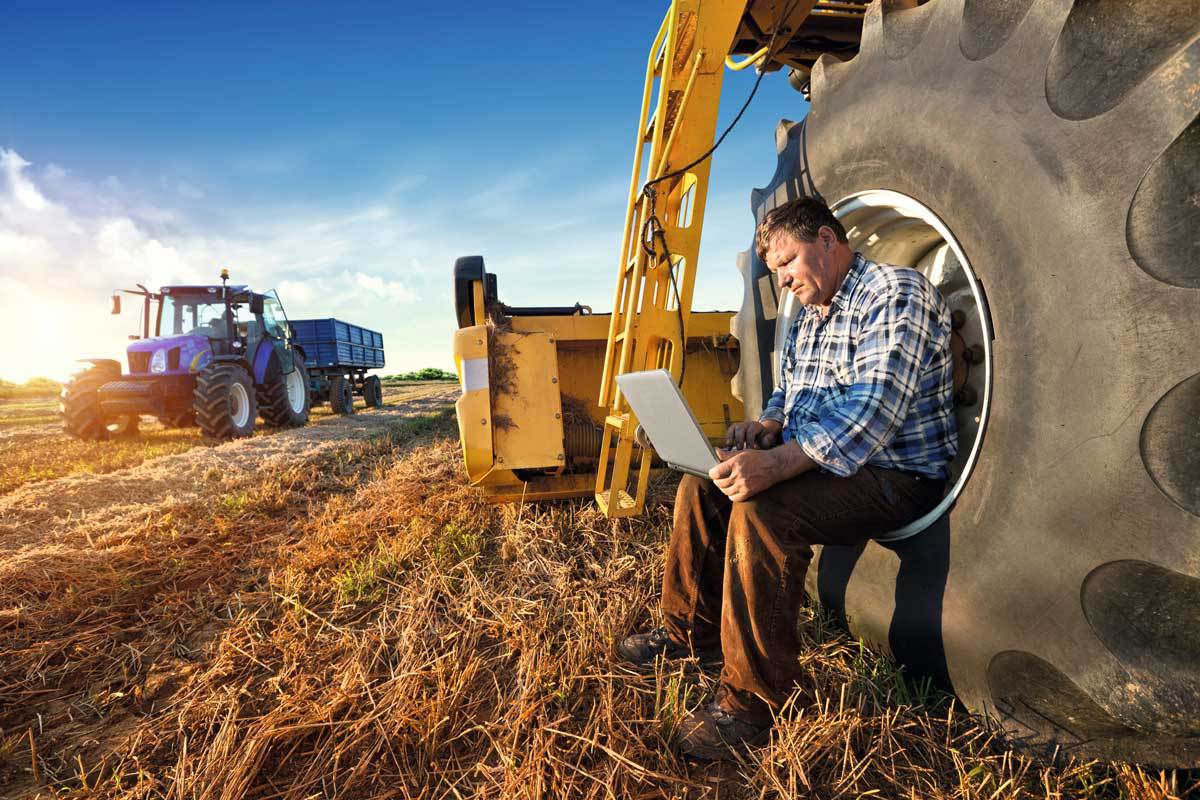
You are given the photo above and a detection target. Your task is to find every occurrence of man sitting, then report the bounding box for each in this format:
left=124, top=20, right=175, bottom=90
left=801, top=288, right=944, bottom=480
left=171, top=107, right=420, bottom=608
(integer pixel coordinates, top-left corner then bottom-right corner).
left=617, top=195, right=958, bottom=759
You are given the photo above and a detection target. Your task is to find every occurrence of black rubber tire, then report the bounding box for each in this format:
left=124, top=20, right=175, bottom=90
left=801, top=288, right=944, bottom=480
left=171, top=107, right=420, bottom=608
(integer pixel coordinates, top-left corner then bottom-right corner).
left=259, top=350, right=311, bottom=428
left=194, top=364, right=257, bottom=439
left=733, top=0, right=1200, bottom=765
left=363, top=375, right=383, bottom=408
left=329, top=375, right=355, bottom=415
left=61, top=363, right=136, bottom=440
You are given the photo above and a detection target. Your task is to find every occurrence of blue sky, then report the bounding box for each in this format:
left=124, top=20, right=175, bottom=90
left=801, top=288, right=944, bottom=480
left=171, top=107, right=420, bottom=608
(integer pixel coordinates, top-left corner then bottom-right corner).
left=0, top=1, right=808, bottom=381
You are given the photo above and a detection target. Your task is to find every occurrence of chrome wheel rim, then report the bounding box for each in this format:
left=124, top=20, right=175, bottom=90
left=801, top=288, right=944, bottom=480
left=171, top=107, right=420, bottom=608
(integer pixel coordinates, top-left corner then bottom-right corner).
left=286, top=368, right=306, bottom=413
left=230, top=382, right=251, bottom=428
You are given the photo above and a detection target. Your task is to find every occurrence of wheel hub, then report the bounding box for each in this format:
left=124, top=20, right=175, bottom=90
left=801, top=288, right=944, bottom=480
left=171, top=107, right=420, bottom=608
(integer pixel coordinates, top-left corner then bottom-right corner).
left=286, top=368, right=305, bottom=413
left=229, top=382, right=251, bottom=428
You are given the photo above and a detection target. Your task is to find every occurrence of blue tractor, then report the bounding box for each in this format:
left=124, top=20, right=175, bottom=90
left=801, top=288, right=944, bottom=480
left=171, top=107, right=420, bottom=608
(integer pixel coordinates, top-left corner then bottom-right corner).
left=62, top=270, right=311, bottom=440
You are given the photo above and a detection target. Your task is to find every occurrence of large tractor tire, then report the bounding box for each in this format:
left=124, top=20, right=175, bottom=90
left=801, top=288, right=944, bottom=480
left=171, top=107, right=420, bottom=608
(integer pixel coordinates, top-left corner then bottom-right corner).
left=363, top=375, right=383, bottom=408
left=61, top=362, right=138, bottom=440
left=194, top=363, right=257, bottom=439
left=731, top=0, right=1200, bottom=764
left=329, top=375, right=355, bottom=415
left=259, top=350, right=311, bottom=428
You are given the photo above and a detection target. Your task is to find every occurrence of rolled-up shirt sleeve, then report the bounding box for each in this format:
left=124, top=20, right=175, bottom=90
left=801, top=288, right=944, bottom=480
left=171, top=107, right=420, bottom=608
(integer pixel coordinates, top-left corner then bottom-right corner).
left=759, top=387, right=787, bottom=425
left=795, top=284, right=938, bottom=476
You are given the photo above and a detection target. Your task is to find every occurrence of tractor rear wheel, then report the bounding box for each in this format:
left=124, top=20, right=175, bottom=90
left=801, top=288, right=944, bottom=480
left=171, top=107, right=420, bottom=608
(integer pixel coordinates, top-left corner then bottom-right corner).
left=259, top=350, right=311, bottom=428
left=732, top=0, right=1200, bottom=764
left=61, top=363, right=137, bottom=440
left=329, top=375, right=355, bottom=415
left=194, top=364, right=257, bottom=439
left=363, top=375, right=383, bottom=408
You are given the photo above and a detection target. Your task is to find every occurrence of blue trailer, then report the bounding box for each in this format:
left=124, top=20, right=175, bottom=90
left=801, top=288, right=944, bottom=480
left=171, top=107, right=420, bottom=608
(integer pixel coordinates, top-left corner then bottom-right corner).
left=290, top=318, right=386, bottom=414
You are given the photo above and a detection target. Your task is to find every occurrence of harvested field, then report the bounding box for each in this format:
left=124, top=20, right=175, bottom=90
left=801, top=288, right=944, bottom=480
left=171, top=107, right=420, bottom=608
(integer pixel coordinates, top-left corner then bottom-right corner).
left=0, top=382, right=453, bottom=496
left=0, top=388, right=1194, bottom=799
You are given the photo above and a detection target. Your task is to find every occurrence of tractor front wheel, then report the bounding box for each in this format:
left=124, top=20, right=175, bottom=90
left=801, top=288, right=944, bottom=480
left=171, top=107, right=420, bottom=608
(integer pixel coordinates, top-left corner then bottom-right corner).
left=194, top=364, right=257, bottom=439
left=329, top=375, right=355, bottom=415
left=61, top=363, right=137, bottom=440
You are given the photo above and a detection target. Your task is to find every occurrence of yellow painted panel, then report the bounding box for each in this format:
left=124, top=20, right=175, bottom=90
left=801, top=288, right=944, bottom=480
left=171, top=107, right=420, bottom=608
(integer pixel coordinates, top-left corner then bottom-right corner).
left=453, top=325, right=494, bottom=484
left=491, top=331, right=565, bottom=470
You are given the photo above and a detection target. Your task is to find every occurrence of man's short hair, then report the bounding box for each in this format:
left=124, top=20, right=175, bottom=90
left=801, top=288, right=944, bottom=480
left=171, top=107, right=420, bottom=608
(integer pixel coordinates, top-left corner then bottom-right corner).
left=755, top=196, right=849, bottom=262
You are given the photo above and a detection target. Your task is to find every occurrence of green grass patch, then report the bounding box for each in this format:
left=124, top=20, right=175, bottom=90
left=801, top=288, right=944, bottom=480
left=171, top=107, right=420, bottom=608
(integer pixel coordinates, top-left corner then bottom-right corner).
left=432, top=516, right=486, bottom=569
left=335, top=543, right=401, bottom=603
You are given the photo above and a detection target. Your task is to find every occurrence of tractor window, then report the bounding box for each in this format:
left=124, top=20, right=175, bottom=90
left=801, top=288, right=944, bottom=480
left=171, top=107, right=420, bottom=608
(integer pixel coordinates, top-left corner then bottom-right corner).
left=161, top=294, right=234, bottom=338
left=262, top=292, right=288, bottom=338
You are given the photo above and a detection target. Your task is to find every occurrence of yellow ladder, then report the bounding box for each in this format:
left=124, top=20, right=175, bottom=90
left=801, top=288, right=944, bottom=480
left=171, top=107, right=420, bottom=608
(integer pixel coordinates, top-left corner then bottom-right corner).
left=595, top=0, right=746, bottom=517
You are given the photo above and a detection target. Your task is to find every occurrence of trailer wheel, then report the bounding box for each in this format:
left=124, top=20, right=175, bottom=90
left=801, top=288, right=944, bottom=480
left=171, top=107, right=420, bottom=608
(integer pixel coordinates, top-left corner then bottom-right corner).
left=329, top=375, right=355, bottom=415
left=363, top=375, right=383, bottom=408
left=733, top=0, right=1200, bottom=764
left=194, top=364, right=257, bottom=439
left=259, top=350, right=311, bottom=428
left=61, top=363, right=135, bottom=440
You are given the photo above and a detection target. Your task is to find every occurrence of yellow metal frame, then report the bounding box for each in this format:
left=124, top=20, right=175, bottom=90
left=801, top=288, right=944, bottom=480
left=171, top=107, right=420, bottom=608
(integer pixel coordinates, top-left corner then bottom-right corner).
left=595, top=1, right=747, bottom=518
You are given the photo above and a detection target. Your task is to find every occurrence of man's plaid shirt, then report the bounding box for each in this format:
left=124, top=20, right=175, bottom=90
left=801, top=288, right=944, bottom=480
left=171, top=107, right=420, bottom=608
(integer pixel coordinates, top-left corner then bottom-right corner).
left=759, top=252, right=957, bottom=479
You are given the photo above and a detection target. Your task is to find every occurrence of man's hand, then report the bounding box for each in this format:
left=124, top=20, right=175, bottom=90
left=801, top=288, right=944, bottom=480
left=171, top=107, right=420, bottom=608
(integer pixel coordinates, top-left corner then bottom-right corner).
left=709, top=449, right=782, bottom=502
left=724, top=419, right=783, bottom=451
left=709, top=440, right=817, bottom=502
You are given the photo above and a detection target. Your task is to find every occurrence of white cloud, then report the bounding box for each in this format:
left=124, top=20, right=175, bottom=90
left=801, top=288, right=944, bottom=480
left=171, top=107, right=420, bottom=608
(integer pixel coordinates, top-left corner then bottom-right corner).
left=0, top=145, right=713, bottom=383
left=2, top=150, right=49, bottom=211
left=354, top=272, right=416, bottom=304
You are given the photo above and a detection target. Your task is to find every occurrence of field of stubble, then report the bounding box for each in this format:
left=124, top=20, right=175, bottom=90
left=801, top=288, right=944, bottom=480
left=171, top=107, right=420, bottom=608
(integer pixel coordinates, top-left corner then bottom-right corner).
left=0, top=384, right=1192, bottom=799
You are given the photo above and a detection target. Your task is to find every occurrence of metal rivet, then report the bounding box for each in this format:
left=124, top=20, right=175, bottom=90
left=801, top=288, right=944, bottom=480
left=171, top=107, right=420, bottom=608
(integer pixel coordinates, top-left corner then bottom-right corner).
left=554, top=412, right=561, bottom=419
left=481, top=418, right=487, bottom=425
left=551, top=377, right=558, bottom=384
left=556, top=453, right=565, bottom=461
left=476, top=339, right=483, bottom=345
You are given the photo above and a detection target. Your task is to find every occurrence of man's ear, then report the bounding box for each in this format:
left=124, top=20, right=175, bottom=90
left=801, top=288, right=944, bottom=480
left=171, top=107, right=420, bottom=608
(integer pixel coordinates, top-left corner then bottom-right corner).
left=820, top=225, right=835, bottom=252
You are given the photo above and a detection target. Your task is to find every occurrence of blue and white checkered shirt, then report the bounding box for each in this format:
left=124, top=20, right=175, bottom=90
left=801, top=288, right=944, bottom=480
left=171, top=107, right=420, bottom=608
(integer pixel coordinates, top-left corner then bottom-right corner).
left=759, top=252, right=957, bottom=479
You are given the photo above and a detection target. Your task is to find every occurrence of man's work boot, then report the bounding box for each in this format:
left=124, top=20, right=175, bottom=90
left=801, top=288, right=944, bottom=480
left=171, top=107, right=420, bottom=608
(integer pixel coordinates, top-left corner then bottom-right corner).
left=675, top=699, right=773, bottom=760
left=615, top=627, right=719, bottom=667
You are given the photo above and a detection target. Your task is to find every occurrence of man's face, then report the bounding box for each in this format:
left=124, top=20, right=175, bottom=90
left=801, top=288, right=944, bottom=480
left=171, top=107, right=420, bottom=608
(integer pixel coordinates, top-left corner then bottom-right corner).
left=763, top=228, right=842, bottom=307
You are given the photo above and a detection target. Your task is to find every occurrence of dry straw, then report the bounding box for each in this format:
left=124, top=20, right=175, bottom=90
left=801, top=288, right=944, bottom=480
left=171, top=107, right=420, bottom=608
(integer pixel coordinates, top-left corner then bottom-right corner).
left=0, top=404, right=1194, bottom=799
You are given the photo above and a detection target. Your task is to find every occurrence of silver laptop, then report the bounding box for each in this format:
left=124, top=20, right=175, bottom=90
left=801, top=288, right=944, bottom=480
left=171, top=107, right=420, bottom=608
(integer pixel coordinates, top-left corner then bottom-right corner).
left=616, top=369, right=719, bottom=478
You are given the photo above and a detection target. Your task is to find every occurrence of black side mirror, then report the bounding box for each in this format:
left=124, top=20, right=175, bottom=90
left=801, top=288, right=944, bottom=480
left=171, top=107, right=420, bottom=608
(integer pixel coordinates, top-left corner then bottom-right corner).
left=111, top=294, right=122, bottom=315
left=249, top=294, right=265, bottom=315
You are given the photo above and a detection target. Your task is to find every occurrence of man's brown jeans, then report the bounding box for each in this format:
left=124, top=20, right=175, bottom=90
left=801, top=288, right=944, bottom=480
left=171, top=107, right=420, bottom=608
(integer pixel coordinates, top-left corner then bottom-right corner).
left=661, top=465, right=944, bottom=716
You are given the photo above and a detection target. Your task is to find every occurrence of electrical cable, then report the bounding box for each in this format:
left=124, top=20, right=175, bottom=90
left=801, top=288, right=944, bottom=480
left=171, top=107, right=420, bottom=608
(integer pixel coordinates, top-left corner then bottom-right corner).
left=636, top=0, right=804, bottom=389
